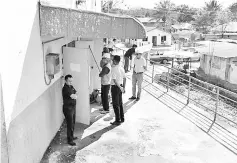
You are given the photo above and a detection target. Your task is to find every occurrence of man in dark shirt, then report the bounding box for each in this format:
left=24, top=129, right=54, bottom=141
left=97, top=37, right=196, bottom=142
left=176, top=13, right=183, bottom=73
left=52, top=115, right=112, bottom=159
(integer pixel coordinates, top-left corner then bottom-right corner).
left=62, top=74, right=78, bottom=146
left=124, top=44, right=137, bottom=73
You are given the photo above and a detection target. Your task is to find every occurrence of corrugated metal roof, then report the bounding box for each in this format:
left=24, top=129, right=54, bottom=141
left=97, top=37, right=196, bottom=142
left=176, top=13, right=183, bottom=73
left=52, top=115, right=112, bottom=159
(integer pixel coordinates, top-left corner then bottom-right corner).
left=40, top=5, right=147, bottom=39
left=211, top=22, right=237, bottom=32
left=195, top=41, right=237, bottom=58
left=137, top=17, right=156, bottom=23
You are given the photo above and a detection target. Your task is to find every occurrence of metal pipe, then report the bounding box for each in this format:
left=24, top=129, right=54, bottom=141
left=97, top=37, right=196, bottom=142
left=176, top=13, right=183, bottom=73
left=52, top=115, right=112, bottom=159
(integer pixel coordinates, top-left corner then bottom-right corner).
left=187, top=75, right=191, bottom=104
left=42, top=37, right=65, bottom=45
left=152, top=64, right=155, bottom=83
left=214, top=87, right=220, bottom=122
left=167, top=69, right=170, bottom=92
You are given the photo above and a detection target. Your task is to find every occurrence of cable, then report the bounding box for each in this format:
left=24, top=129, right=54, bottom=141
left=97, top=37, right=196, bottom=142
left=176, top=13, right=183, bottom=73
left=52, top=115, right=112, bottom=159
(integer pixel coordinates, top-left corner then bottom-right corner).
left=88, top=45, right=101, bottom=72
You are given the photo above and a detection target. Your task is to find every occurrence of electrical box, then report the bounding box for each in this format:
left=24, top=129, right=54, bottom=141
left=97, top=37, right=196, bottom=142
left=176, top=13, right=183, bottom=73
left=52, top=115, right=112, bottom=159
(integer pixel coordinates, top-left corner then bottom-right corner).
left=46, top=53, right=60, bottom=78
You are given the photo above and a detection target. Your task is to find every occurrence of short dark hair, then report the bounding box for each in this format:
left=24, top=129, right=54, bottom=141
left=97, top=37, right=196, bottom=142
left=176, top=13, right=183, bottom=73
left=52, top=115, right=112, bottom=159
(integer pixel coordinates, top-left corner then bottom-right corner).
left=65, top=74, right=72, bottom=81
left=113, top=55, right=120, bottom=62
left=103, top=47, right=109, bottom=53
left=132, top=44, right=137, bottom=48
left=113, top=39, right=116, bottom=42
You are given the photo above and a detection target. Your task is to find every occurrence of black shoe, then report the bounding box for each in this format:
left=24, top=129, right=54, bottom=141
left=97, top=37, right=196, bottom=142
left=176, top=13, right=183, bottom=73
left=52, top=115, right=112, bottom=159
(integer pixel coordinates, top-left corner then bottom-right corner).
left=129, top=96, right=136, bottom=100
left=68, top=141, right=76, bottom=146
left=136, top=98, right=140, bottom=101
left=73, top=137, right=78, bottom=140
left=110, top=121, right=121, bottom=125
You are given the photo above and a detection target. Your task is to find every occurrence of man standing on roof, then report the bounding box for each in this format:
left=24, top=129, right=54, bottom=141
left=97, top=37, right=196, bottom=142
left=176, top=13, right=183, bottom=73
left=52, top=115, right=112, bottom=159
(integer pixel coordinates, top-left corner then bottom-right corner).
left=108, top=39, right=117, bottom=53
left=129, top=49, right=146, bottom=101
left=124, top=44, right=137, bottom=73
left=99, top=53, right=112, bottom=114
left=110, top=55, right=126, bottom=125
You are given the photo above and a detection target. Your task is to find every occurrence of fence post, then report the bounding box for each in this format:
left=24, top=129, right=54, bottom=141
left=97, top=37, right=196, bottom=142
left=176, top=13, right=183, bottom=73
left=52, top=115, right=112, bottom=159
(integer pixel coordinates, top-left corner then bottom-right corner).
left=187, top=75, right=191, bottom=104
left=167, top=69, right=170, bottom=92
left=214, top=87, right=219, bottom=122
left=152, top=64, right=154, bottom=83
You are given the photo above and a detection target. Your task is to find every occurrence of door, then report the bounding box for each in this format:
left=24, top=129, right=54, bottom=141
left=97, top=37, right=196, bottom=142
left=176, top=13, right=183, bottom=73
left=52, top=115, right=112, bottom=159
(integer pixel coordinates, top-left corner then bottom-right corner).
left=63, top=47, right=90, bottom=125
left=152, top=36, right=157, bottom=46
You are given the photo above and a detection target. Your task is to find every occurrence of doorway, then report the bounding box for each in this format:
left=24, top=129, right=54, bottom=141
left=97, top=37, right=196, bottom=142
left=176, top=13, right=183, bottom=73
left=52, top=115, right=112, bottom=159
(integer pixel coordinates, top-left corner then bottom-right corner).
left=152, top=36, right=157, bottom=46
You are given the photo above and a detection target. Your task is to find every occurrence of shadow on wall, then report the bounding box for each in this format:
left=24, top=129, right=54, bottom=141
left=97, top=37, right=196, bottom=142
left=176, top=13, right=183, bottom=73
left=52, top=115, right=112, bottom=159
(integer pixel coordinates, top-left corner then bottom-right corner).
left=5, top=5, right=64, bottom=163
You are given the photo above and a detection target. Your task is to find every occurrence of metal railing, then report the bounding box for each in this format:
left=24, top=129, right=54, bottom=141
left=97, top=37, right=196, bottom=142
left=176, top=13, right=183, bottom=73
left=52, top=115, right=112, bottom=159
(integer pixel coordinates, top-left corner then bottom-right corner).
left=147, top=59, right=237, bottom=126
left=115, top=47, right=237, bottom=127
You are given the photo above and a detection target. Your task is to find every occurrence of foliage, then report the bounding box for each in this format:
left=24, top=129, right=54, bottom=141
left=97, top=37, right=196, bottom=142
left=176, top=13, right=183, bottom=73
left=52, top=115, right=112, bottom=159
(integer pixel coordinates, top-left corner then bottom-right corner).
left=204, top=0, right=222, bottom=11
left=193, top=0, right=222, bottom=33
left=175, top=4, right=197, bottom=23
left=101, top=0, right=124, bottom=13
left=152, top=0, right=178, bottom=31
left=229, top=2, right=237, bottom=21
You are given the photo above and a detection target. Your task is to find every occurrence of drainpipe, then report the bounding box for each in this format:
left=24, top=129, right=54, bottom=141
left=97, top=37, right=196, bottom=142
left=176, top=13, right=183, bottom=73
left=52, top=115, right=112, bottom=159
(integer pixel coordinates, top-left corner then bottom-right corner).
left=0, top=75, right=9, bottom=163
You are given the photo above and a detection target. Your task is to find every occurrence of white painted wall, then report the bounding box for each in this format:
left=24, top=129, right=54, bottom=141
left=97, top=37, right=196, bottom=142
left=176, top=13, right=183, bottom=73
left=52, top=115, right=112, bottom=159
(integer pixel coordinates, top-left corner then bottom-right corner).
left=0, top=1, right=74, bottom=162
left=147, top=29, right=172, bottom=46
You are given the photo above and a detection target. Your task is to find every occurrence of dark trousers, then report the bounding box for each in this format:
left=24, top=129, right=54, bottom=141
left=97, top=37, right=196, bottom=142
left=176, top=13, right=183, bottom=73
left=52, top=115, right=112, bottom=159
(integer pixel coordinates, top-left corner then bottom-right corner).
left=63, top=105, right=76, bottom=142
left=111, top=85, right=124, bottom=122
left=101, top=85, right=110, bottom=111
left=124, top=56, right=129, bottom=72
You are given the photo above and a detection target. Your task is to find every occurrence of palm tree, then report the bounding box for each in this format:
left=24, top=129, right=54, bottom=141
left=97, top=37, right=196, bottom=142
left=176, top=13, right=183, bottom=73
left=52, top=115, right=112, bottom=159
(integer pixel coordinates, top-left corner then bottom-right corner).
left=204, top=0, right=221, bottom=12
left=152, top=0, right=178, bottom=32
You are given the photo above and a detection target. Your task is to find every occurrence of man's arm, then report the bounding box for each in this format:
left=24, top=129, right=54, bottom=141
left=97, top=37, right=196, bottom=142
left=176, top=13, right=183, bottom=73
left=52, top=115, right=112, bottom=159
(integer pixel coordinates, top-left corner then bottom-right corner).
left=143, top=58, right=147, bottom=71
left=99, top=66, right=110, bottom=77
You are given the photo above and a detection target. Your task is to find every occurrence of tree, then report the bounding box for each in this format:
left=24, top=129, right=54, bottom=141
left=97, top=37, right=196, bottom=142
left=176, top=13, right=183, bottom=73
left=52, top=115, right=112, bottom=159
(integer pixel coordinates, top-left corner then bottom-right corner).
left=101, top=0, right=124, bottom=13
left=193, top=10, right=212, bottom=33
left=175, top=5, right=197, bottom=23
left=204, top=0, right=222, bottom=12
left=229, top=2, right=237, bottom=21
left=152, top=0, right=178, bottom=31
left=193, top=0, right=222, bottom=33
left=216, top=10, right=232, bottom=35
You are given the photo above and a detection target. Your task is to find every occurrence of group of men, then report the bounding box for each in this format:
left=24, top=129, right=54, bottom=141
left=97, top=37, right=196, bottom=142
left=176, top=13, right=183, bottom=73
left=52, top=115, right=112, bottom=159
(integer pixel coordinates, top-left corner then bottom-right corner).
left=62, top=42, right=147, bottom=146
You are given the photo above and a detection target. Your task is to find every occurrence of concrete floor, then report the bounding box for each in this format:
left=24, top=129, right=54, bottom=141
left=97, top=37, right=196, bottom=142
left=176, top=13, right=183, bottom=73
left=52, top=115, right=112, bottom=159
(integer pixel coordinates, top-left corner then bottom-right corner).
left=41, top=72, right=237, bottom=163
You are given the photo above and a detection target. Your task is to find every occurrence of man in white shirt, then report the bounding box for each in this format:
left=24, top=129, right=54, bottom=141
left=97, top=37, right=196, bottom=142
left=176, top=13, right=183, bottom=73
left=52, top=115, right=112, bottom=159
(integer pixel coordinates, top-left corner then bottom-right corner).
left=129, top=49, right=147, bottom=101
left=110, top=55, right=126, bottom=125
left=99, top=53, right=111, bottom=114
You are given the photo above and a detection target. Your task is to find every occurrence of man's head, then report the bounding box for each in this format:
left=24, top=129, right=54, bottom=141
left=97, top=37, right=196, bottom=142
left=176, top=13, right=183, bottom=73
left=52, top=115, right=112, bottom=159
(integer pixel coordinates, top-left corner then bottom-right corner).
left=113, top=39, right=116, bottom=42
left=113, top=55, right=120, bottom=65
left=102, top=53, right=111, bottom=64
left=132, top=44, right=137, bottom=49
left=135, top=49, right=143, bottom=59
left=65, top=74, right=73, bottom=86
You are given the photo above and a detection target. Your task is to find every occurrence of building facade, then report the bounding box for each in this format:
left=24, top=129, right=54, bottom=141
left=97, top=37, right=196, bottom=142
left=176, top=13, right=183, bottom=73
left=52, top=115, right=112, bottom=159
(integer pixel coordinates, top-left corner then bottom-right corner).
left=0, top=0, right=146, bottom=162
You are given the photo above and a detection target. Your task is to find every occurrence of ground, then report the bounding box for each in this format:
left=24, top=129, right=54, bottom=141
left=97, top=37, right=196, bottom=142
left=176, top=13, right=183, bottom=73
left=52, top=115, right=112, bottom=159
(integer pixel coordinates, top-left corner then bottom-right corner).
left=41, top=72, right=237, bottom=163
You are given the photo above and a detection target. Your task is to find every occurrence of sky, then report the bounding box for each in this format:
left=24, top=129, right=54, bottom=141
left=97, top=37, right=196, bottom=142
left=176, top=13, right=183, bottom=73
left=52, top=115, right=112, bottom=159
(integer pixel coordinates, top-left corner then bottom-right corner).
left=121, top=0, right=237, bottom=9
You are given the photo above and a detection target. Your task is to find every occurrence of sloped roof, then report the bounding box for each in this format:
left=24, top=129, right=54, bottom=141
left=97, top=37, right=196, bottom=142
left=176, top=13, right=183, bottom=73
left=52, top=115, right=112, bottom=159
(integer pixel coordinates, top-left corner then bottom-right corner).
left=195, top=41, right=237, bottom=58
left=172, top=23, right=193, bottom=30
left=137, top=17, right=156, bottom=23
left=40, top=5, right=146, bottom=39
left=211, top=22, right=237, bottom=32
left=145, top=27, right=171, bottom=35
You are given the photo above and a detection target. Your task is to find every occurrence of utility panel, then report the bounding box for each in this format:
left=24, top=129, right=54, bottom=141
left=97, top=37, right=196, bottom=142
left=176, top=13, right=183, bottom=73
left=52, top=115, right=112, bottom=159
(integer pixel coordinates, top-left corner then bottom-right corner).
left=46, top=53, right=60, bottom=78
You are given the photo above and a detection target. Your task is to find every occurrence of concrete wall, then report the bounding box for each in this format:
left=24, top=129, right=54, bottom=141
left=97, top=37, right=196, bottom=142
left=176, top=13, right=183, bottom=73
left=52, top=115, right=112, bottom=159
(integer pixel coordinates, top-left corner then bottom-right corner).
left=0, top=1, right=73, bottom=162
left=147, top=30, right=172, bottom=46
left=200, top=54, right=237, bottom=85
left=229, top=58, right=237, bottom=85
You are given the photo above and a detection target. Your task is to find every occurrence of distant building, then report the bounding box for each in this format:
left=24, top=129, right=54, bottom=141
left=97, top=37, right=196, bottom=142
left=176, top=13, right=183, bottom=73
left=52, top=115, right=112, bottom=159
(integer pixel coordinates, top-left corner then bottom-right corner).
left=196, top=41, right=237, bottom=85
left=137, top=17, right=157, bottom=27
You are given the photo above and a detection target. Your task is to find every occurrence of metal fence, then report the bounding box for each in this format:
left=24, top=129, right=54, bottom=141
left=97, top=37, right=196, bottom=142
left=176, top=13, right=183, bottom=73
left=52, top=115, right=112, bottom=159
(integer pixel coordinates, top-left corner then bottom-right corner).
left=115, top=47, right=237, bottom=127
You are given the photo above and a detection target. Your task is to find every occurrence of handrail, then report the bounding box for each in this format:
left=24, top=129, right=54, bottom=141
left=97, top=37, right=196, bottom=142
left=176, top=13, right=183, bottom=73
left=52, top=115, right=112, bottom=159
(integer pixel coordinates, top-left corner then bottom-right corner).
left=148, top=58, right=237, bottom=97
left=144, top=57, right=237, bottom=126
